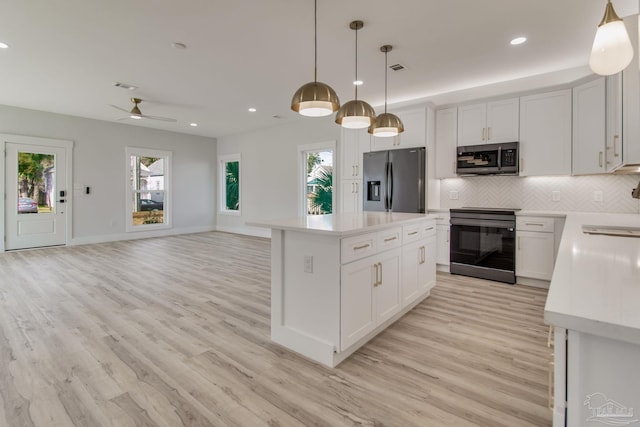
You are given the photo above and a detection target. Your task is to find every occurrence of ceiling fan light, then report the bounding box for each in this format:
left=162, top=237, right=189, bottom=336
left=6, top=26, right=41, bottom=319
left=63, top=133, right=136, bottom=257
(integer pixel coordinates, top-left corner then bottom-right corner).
left=336, top=99, right=376, bottom=129
left=589, top=1, right=634, bottom=76
left=291, top=81, right=340, bottom=117
left=369, top=112, right=404, bottom=137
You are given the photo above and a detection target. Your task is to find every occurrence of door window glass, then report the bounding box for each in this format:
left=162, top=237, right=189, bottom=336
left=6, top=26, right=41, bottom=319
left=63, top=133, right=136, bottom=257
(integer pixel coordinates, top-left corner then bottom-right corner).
left=17, top=152, right=55, bottom=214
left=306, top=150, right=333, bottom=215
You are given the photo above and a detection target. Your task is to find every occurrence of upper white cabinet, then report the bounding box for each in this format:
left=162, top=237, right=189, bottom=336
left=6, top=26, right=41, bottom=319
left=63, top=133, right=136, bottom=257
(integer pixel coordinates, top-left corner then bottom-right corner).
left=519, top=89, right=572, bottom=176
left=340, top=128, right=370, bottom=181
left=572, top=77, right=606, bottom=175
left=457, top=98, right=519, bottom=146
left=370, top=107, right=426, bottom=151
left=606, top=73, right=623, bottom=172
left=621, top=14, right=640, bottom=171
left=435, top=107, right=458, bottom=178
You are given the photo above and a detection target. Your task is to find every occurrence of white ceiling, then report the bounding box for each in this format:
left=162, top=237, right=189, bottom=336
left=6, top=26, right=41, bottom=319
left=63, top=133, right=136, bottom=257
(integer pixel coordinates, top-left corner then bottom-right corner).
left=0, top=0, right=638, bottom=139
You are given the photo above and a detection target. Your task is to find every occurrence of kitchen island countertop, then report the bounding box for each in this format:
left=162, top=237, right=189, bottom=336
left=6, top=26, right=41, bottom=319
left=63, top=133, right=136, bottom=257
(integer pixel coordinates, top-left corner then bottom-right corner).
left=544, top=212, right=640, bottom=344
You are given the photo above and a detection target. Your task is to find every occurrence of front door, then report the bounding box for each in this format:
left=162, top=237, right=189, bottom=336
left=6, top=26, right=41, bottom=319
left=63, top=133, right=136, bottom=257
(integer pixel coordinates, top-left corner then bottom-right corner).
left=5, top=141, right=69, bottom=250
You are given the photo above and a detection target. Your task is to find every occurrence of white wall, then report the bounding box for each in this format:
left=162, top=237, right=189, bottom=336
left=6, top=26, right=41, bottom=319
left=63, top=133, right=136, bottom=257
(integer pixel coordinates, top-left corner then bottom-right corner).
left=216, top=117, right=340, bottom=237
left=0, top=104, right=217, bottom=246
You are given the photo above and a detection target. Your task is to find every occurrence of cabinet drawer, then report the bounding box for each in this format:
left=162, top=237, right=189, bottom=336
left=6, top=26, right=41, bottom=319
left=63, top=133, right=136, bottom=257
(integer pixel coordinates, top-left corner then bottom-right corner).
left=378, top=227, right=402, bottom=251
left=402, top=223, right=423, bottom=243
left=517, top=217, right=555, bottom=233
left=341, top=233, right=377, bottom=264
left=433, top=214, right=450, bottom=226
left=422, top=221, right=436, bottom=238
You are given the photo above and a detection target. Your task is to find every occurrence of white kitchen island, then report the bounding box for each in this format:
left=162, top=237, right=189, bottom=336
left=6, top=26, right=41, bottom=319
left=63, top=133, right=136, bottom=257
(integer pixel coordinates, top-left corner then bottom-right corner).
left=544, top=212, right=640, bottom=427
left=250, top=212, right=437, bottom=367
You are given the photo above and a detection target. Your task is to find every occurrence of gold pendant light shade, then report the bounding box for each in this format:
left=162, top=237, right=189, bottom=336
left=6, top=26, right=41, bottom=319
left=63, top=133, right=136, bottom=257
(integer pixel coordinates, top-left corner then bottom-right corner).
left=589, top=0, right=633, bottom=76
left=291, top=0, right=340, bottom=117
left=291, top=82, right=340, bottom=117
left=336, top=99, right=376, bottom=129
left=335, top=20, right=376, bottom=129
left=369, top=112, right=404, bottom=137
left=370, top=45, right=404, bottom=137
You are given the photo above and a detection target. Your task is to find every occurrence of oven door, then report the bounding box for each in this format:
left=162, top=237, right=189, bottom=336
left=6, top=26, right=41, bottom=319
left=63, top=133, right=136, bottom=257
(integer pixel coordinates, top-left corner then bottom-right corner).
left=450, top=218, right=516, bottom=273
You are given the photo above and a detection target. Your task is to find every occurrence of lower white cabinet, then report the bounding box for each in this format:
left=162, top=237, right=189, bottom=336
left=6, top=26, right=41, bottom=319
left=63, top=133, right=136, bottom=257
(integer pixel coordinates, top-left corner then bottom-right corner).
left=516, top=216, right=564, bottom=284
left=340, top=248, right=401, bottom=349
left=340, top=180, right=362, bottom=213
left=402, top=228, right=436, bottom=306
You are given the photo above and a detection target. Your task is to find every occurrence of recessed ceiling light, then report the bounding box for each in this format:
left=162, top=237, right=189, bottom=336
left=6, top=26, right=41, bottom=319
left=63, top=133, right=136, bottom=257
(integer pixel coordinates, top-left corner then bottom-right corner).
left=190, top=123, right=198, bottom=127
left=353, top=80, right=363, bottom=86
left=130, top=115, right=142, bottom=120
left=510, top=37, right=527, bottom=45
left=172, top=42, right=187, bottom=50
left=248, top=108, right=257, bottom=112
left=0, top=42, right=9, bottom=49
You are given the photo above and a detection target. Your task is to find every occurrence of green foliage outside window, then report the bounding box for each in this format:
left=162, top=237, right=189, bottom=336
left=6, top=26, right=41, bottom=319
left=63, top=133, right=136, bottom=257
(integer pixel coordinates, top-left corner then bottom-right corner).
left=225, top=161, right=240, bottom=210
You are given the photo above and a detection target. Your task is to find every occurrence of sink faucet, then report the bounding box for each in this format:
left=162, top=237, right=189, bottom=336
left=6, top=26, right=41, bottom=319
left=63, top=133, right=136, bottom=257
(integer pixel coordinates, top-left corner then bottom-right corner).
left=633, top=179, right=640, bottom=199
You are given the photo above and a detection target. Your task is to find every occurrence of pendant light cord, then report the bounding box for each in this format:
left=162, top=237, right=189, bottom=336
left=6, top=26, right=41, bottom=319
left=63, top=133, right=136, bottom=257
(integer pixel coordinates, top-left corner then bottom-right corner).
left=384, top=49, right=388, bottom=114
left=314, top=0, right=318, bottom=83
left=354, top=25, right=359, bottom=100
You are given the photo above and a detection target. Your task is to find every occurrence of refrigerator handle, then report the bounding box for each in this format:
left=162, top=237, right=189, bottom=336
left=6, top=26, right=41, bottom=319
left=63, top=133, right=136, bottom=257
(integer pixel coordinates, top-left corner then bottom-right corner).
left=388, top=162, right=393, bottom=211
left=384, top=162, right=389, bottom=210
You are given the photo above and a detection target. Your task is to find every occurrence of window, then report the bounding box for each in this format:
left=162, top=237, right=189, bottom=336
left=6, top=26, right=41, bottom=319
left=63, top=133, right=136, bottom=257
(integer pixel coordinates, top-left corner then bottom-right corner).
left=126, top=147, right=171, bottom=232
left=219, top=154, right=240, bottom=215
left=298, top=142, right=335, bottom=217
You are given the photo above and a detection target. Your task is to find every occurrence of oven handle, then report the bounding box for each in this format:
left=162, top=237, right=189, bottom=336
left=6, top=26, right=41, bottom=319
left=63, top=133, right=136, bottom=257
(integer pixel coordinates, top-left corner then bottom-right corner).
left=450, top=218, right=515, bottom=229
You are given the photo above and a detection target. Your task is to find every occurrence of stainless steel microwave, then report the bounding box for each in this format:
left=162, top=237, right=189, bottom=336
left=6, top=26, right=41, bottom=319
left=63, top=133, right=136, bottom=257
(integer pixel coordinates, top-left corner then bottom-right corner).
left=456, top=142, right=518, bottom=175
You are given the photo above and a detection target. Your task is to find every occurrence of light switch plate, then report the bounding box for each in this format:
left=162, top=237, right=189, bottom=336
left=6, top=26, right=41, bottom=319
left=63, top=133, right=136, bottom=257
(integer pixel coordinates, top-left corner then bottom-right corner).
left=304, top=255, right=313, bottom=273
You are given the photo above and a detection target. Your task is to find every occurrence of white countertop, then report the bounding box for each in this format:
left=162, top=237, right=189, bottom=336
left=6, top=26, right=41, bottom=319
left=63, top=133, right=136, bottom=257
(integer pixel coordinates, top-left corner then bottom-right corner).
left=544, top=212, right=640, bottom=344
left=248, top=212, right=434, bottom=236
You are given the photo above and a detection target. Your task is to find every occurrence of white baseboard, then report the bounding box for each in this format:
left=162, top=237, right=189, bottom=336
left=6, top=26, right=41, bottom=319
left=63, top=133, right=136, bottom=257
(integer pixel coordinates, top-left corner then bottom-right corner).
left=215, top=224, right=271, bottom=238
left=70, top=225, right=217, bottom=246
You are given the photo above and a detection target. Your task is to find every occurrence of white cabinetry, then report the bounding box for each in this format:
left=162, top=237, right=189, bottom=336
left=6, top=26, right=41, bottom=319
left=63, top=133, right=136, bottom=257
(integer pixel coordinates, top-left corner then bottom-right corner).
left=435, top=107, right=458, bottom=178
left=339, top=128, right=369, bottom=213
left=433, top=212, right=450, bottom=270
left=519, top=90, right=572, bottom=176
left=341, top=247, right=401, bottom=349
left=572, top=78, right=606, bottom=175
left=401, top=222, right=437, bottom=306
left=516, top=216, right=565, bottom=286
left=370, top=107, right=426, bottom=151
left=620, top=15, right=640, bottom=171
left=606, top=73, right=623, bottom=172
left=457, top=98, right=519, bottom=146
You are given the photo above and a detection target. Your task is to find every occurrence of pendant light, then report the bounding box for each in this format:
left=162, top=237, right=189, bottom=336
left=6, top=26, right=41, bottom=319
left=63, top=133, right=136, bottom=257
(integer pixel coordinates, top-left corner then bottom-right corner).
left=589, top=0, right=633, bottom=76
left=335, top=21, right=376, bottom=129
left=369, top=45, right=404, bottom=137
left=291, top=0, right=340, bottom=117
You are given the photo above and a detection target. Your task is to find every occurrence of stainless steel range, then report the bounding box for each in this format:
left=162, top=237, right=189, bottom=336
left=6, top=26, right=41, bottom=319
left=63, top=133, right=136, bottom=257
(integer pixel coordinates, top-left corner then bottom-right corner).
left=449, top=208, right=518, bottom=284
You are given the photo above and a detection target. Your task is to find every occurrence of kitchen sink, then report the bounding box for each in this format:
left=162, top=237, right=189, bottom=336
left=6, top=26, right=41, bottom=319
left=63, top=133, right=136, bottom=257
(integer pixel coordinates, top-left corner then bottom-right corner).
left=582, top=225, right=640, bottom=238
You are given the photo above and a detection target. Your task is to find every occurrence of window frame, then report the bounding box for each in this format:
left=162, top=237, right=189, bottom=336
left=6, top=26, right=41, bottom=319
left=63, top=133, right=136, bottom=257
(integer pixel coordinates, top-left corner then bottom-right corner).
left=298, top=141, right=336, bottom=217
left=125, top=147, right=172, bottom=232
left=219, top=153, right=241, bottom=216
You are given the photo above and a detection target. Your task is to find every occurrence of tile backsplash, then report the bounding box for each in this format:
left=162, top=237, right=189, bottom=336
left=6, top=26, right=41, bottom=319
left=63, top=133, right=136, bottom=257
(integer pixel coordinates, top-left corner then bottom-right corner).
left=439, top=174, right=640, bottom=213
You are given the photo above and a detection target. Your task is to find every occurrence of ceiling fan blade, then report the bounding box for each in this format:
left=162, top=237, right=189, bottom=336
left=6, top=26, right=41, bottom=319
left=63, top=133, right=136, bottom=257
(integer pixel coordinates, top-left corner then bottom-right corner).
left=140, top=114, right=177, bottom=122
left=110, top=104, right=131, bottom=113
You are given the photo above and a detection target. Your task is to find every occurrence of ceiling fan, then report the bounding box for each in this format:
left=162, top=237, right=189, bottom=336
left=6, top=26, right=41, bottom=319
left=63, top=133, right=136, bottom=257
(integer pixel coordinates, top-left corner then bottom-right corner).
left=111, top=98, right=176, bottom=122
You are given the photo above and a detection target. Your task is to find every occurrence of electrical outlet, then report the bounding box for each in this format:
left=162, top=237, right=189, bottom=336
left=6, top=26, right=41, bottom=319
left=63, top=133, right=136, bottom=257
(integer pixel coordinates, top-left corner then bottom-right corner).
left=593, top=190, right=603, bottom=202
left=304, top=255, right=313, bottom=273
left=551, top=191, right=561, bottom=202
left=449, top=191, right=459, bottom=200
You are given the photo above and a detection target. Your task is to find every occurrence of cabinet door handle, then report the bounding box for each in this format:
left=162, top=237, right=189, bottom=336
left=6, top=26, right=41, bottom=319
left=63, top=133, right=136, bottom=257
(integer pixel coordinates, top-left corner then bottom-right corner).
left=482, top=127, right=486, bottom=141
left=488, top=127, right=492, bottom=140
left=373, top=263, right=379, bottom=287
left=452, top=160, right=456, bottom=174
left=424, top=226, right=434, bottom=231
left=355, top=165, right=359, bottom=176
left=354, top=243, right=370, bottom=251
left=518, top=236, right=521, bottom=251
left=379, top=262, right=382, bottom=285
left=614, top=134, right=620, bottom=157
left=420, top=246, right=425, bottom=264
left=384, top=236, right=397, bottom=242
left=525, top=222, right=544, bottom=227
left=599, top=151, right=603, bottom=168
left=548, top=360, right=554, bottom=411
left=446, top=230, right=450, bottom=243
left=354, top=182, right=358, bottom=194
left=408, top=231, right=419, bottom=236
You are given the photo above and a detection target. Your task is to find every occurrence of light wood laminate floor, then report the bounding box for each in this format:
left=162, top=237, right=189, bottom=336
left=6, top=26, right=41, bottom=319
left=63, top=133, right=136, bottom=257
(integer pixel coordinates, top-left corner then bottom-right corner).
left=0, top=232, right=552, bottom=427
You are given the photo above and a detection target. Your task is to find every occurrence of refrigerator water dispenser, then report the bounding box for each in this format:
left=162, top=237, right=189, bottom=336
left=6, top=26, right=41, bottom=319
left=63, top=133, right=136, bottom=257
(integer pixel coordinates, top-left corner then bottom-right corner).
left=367, top=181, right=381, bottom=201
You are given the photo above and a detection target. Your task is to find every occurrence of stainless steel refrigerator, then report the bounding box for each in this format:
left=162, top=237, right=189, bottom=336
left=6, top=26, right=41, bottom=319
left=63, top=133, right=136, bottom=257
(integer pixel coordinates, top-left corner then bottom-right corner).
left=363, top=147, right=426, bottom=213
